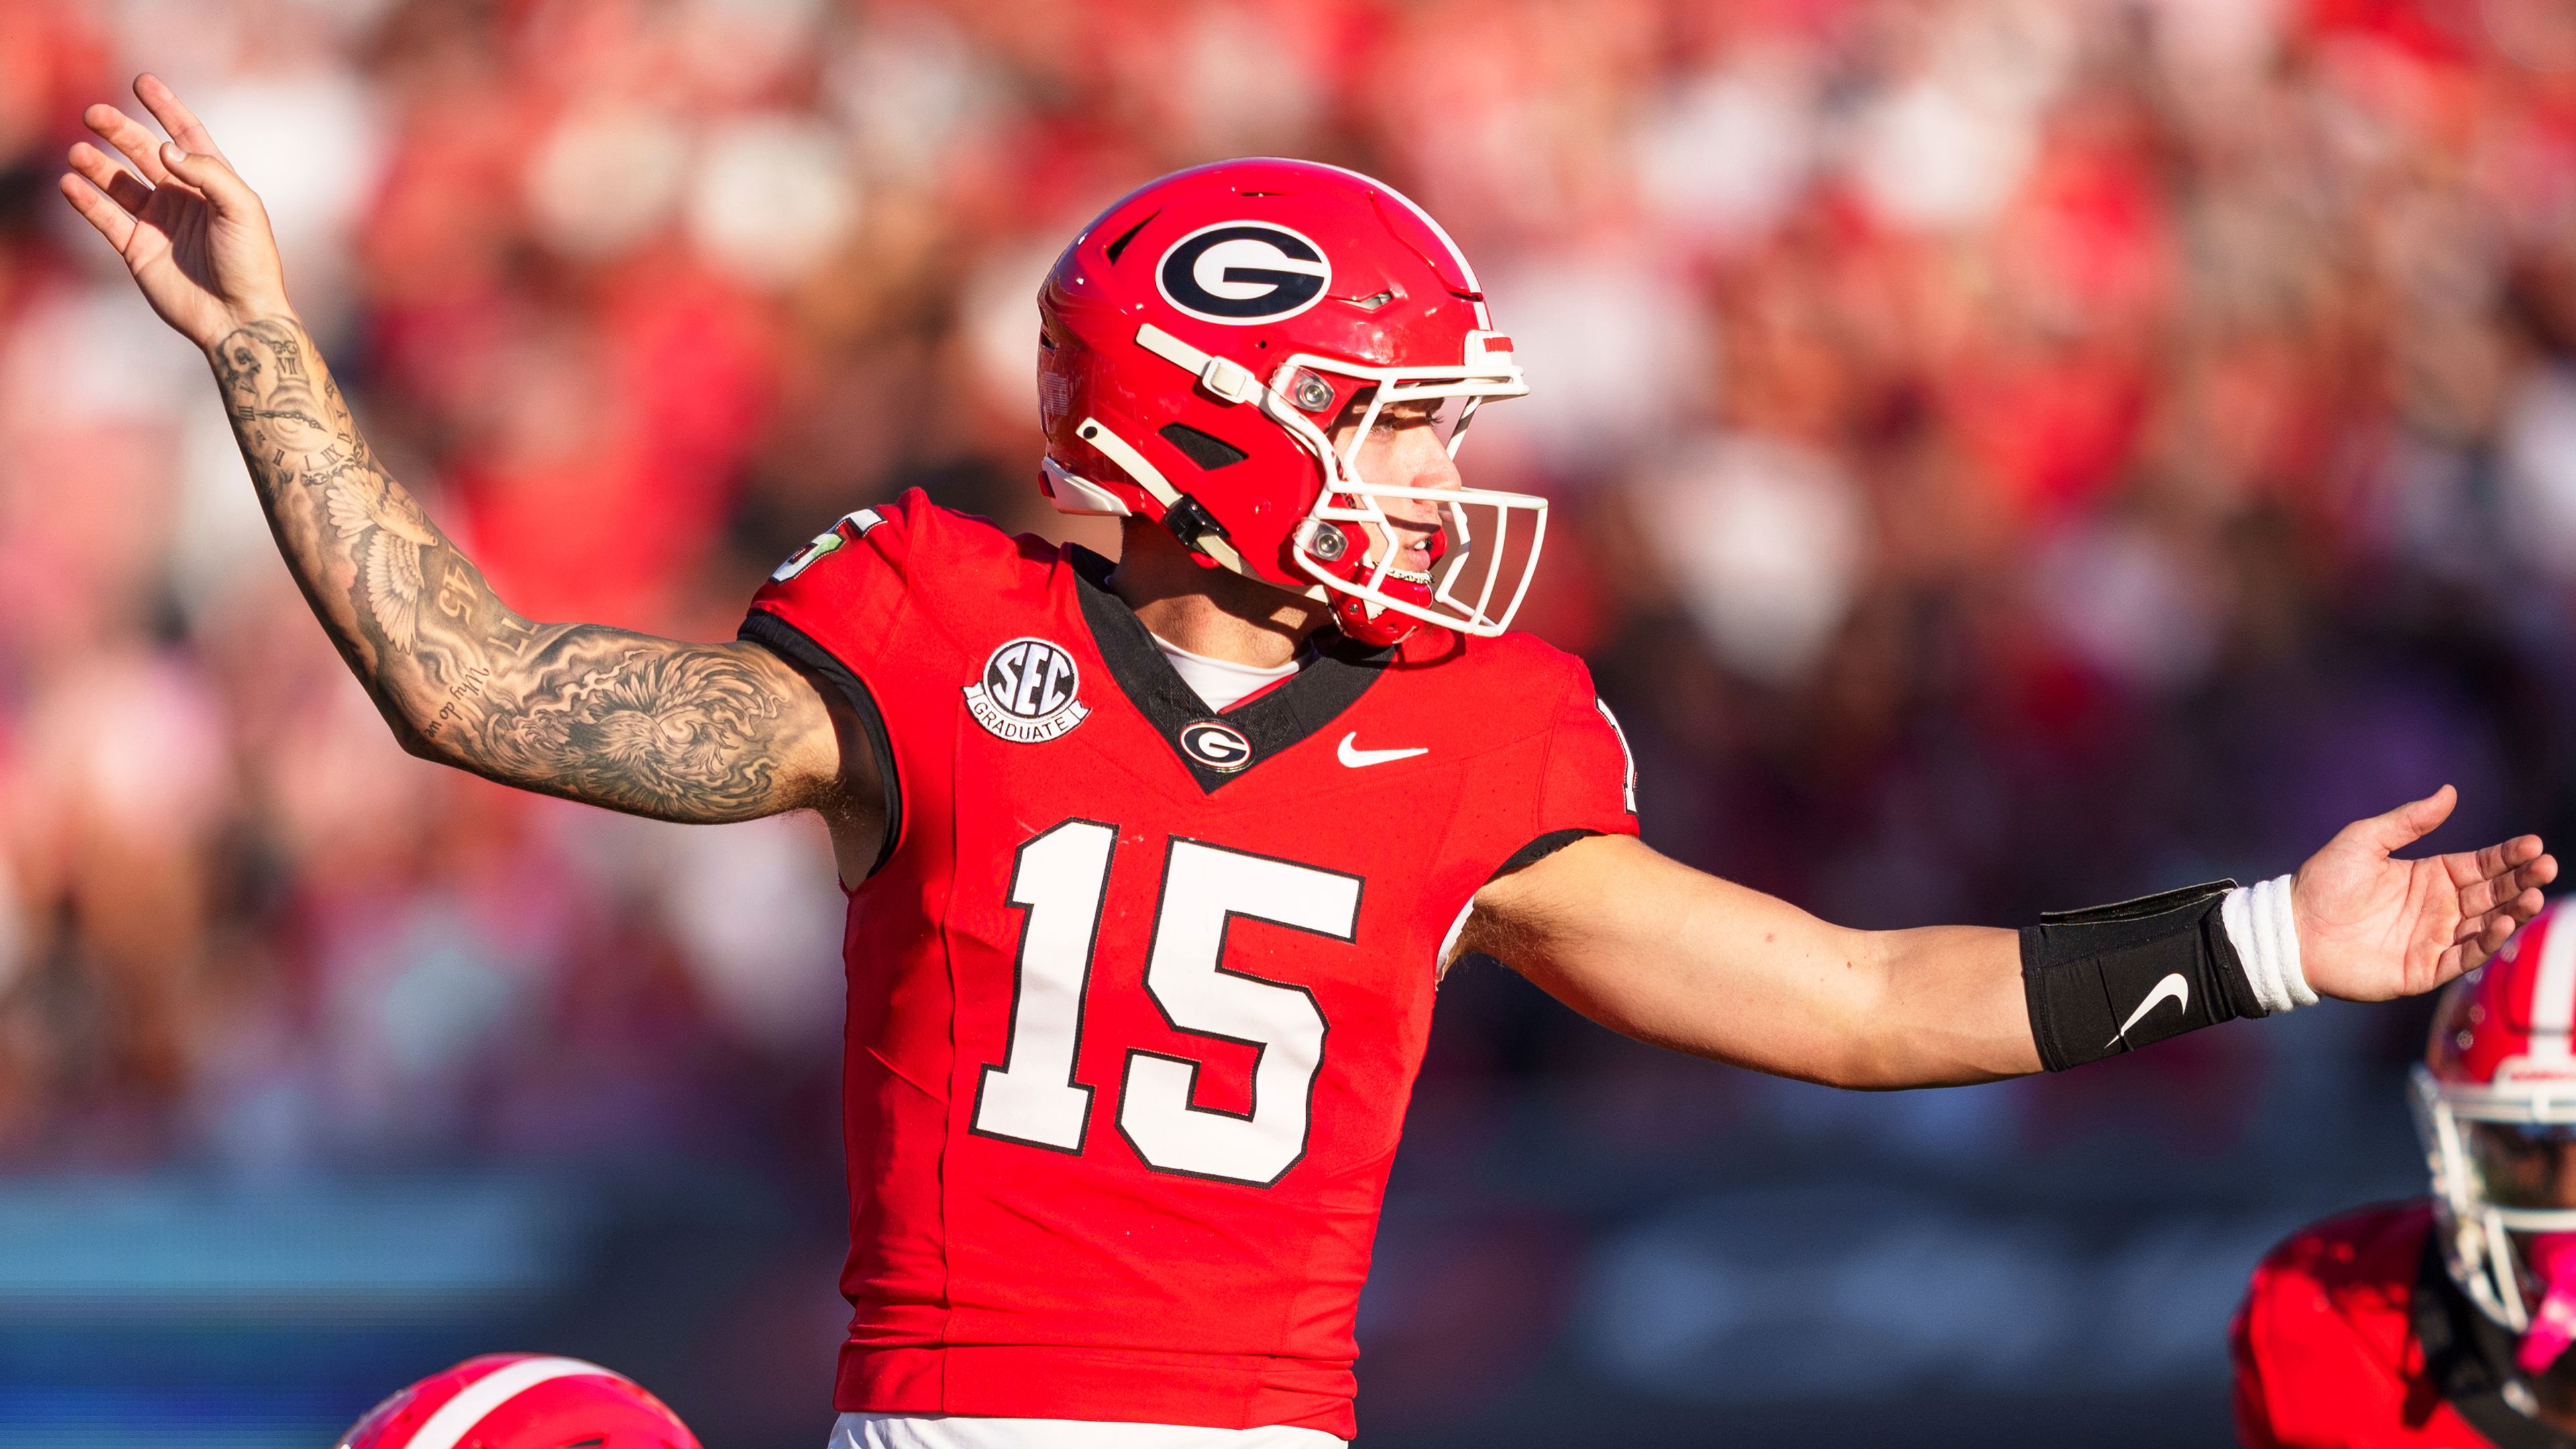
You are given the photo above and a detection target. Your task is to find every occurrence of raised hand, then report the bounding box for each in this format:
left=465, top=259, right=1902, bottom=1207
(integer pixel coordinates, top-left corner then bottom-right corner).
left=2296, top=785, right=2557, bottom=1002
left=56, top=74, right=291, bottom=352
left=52, top=78, right=855, bottom=839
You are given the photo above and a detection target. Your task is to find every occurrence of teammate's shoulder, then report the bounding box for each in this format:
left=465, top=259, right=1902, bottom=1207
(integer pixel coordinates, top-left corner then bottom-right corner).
left=2253, top=1199, right=2436, bottom=1298
left=2239, top=1201, right=2434, bottom=1403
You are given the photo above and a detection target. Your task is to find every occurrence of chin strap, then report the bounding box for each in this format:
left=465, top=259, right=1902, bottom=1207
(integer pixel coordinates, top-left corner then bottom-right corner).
left=1073, top=417, right=1246, bottom=574
left=1116, top=325, right=1364, bottom=612
left=1132, top=323, right=1398, bottom=606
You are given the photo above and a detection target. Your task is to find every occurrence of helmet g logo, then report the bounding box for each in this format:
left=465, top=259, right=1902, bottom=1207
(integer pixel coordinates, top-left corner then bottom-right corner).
left=1157, top=222, right=1332, bottom=325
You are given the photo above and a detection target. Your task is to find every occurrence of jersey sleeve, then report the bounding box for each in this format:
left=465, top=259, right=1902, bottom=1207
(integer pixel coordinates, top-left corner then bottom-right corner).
left=737, top=492, right=932, bottom=877
left=1502, top=661, right=1641, bottom=873
left=743, top=494, right=920, bottom=668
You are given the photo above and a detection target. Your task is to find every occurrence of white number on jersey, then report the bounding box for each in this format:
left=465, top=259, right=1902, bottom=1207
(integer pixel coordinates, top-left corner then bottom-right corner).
left=971, top=819, right=1116, bottom=1152
left=769, top=507, right=884, bottom=582
left=970, top=826, right=1360, bottom=1185
left=1118, top=841, right=1356, bottom=1185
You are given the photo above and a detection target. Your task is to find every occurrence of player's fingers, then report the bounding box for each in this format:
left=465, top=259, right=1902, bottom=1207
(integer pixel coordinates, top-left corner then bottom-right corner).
left=2455, top=904, right=2501, bottom=945
left=2457, top=862, right=2546, bottom=920
left=2444, top=914, right=2517, bottom=975
left=2363, top=785, right=2457, bottom=854
left=2477, top=910, right=2520, bottom=960
left=2454, top=888, right=2549, bottom=948
left=66, top=141, right=154, bottom=216
left=2455, top=833, right=2546, bottom=888
left=2435, top=939, right=2473, bottom=986
left=83, top=102, right=176, bottom=186
left=56, top=172, right=138, bottom=252
left=158, top=144, right=258, bottom=220
left=2523, top=853, right=2560, bottom=894
left=134, top=74, right=227, bottom=162
left=2457, top=873, right=2508, bottom=921
left=2479, top=858, right=2561, bottom=919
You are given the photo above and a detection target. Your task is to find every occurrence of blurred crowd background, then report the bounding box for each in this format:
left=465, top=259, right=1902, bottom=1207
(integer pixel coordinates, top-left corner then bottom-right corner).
left=7, top=0, right=2576, bottom=1444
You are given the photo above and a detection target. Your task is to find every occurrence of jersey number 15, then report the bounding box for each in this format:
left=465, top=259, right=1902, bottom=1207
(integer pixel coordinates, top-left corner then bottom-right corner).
left=969, top=819, right=1360, bottom=1187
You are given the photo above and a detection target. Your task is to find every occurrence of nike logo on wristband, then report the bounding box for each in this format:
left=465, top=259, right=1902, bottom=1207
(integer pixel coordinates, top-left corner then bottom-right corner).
left=1337, top=733, right=1428, bottom=768
left=2110, top=973, right=2191, bottom=1046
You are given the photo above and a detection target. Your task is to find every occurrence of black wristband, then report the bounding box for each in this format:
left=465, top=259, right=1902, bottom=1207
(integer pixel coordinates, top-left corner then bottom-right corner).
left=2021, top=879, right=2266, bottom=1072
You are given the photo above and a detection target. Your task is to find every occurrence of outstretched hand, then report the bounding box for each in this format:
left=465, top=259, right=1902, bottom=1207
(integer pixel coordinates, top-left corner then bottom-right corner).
left=56, top=74, right=290, bottom=352
left=2296, top=786, right=2556, bottom=1002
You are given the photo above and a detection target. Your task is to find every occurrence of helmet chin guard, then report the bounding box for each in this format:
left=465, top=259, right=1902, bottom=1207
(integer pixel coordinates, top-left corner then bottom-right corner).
left=1033, top=159, right=1545, bottom=647
left=1261, top=341, right=1547, bottom=645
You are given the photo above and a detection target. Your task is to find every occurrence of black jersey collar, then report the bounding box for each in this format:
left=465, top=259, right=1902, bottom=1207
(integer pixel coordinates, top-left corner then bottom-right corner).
left=1065, top=545, right=1392, bottom=793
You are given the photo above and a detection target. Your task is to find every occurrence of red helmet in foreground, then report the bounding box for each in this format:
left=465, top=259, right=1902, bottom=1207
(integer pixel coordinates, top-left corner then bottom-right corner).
left=1036, top=158, right=1540, bottom=647
left=2416, top=900, right=2576, bottom=1330
left=337, top=1354, right=698, bottom=1449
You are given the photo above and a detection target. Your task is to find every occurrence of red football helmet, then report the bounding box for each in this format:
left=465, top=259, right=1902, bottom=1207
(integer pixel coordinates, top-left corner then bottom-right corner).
left=2416, top=900, right=2576, bottom=1328
left=335, top=1354, right=699, bottom=1449
left=1035, top=158, right=1540, bottom=647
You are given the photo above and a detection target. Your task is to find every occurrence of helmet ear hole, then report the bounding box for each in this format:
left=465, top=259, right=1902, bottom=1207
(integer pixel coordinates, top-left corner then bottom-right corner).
left=1158, top=423, right=1250, bottom=471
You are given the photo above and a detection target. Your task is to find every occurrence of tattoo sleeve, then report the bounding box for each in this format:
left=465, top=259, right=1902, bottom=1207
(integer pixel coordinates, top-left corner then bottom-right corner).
left=210, top=317, right=840, bottom=824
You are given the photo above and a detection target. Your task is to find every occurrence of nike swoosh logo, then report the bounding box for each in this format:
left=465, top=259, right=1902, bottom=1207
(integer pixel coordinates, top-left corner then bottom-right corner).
left=2109, top=972, right=2190, bottom=1047
left=1338, top=733, right=1428, bottom=768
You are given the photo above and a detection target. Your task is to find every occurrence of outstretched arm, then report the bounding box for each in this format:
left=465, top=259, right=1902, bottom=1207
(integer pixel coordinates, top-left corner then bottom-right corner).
left=1460, top=788, right=2555, bottom=1089
left=199, top=314, right=843, bottom=822
left=58, top=76, right=861, bottom=830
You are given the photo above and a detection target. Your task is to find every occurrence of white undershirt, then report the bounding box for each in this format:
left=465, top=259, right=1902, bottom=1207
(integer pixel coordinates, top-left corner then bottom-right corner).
left=1150, top=632, right=1302, bottom=712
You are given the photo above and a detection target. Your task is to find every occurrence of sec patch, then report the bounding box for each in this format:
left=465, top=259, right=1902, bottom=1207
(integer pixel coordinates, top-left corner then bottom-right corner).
left=965, top=637, right=1091, bottom=743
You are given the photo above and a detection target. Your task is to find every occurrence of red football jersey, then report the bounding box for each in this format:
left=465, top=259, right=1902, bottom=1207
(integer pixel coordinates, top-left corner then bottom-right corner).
left=741, top=491, right=1638, bottom=1438
left=2233, top=1201, right=2576, bottom=1449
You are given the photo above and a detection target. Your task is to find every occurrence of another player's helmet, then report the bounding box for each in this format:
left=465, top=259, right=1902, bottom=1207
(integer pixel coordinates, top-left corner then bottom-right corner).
left=1035, top=158, right=1540, bottom=647
left=2416, top=900, right=2576, bottom=1329
left=336, top=1354, right=699, bottom=1449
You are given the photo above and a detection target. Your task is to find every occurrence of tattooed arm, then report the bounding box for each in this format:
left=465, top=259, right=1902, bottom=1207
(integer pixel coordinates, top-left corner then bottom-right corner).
left=207, top=318, right=850, bottom=822
left=62, top=77, right=873, bottom=841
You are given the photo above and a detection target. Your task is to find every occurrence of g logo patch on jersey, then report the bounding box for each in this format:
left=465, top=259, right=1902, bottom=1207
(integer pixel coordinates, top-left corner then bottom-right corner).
left=1178, top=720, right=1252, bottom=772
left=1157, top=222, right=1332, bottom=325
left=965, top=638, right=1091, bottom=743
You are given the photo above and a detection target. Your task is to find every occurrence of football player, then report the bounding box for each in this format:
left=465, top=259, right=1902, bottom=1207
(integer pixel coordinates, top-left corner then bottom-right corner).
left=61, top=76, right=2558, bottom=1449
left=335, top=1354, right=698, bottom=1449
left=2235, top=902, right=2576, bottom=1448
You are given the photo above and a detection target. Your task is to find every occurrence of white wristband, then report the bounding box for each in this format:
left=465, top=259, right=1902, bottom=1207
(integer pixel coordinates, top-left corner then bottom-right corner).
left=2221, top=873, right=2314, bottom=1014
